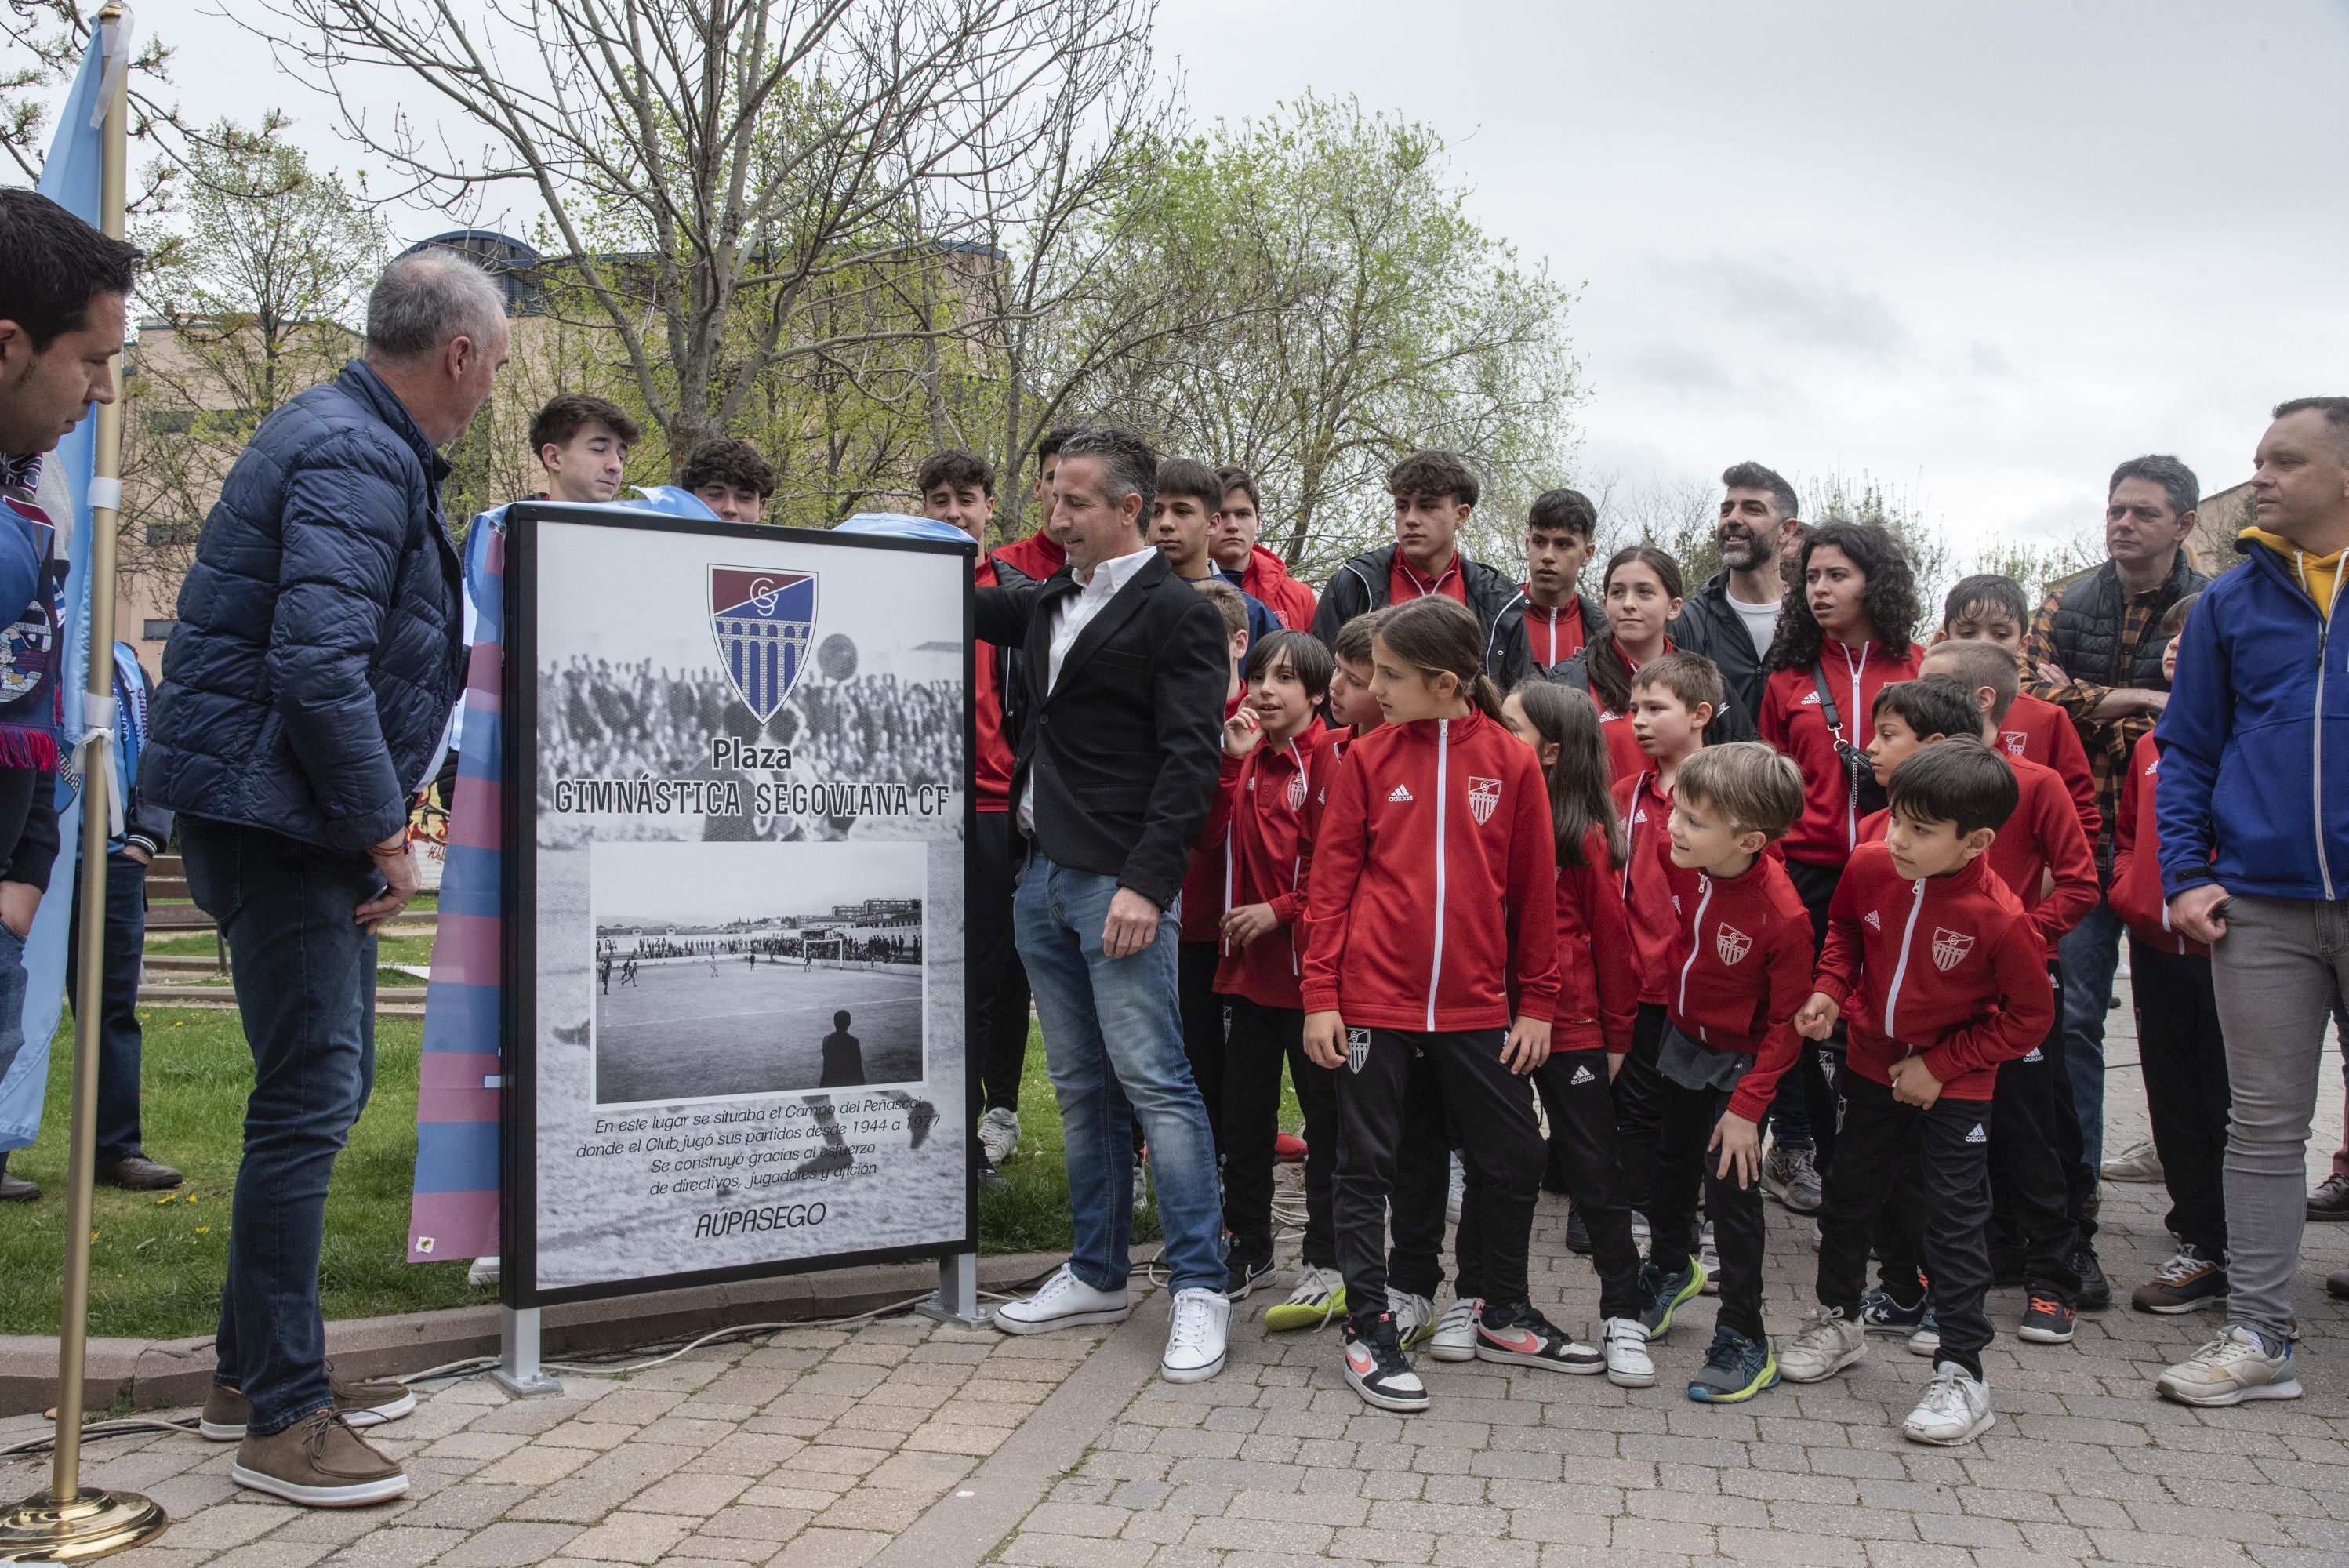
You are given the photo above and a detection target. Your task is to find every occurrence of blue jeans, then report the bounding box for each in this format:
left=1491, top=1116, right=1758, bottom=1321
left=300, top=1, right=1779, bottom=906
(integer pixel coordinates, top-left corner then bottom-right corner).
left=1013, top=852, right=1224, bottom=1294
left=182, top=817, right=379, bottom=1436
left=2057, top=895, right=2124, bottom=1172
left=0, top=920, right=27, bottom=1109
left=67, top=851, right=150, bottom=1162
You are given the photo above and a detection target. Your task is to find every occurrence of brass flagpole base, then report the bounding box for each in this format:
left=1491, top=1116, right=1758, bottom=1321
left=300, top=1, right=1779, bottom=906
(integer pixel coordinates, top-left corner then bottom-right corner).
left=0, top=1486, right=167, bottom=1562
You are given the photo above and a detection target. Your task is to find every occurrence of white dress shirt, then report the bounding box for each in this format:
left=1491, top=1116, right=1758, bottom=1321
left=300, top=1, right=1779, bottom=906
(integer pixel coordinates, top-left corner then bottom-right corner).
left=1018, top=545, right=1157, bottom=833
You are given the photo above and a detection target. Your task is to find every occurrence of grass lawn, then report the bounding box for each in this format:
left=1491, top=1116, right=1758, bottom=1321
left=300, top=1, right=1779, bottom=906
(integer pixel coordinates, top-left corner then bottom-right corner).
left=0, top=1004, right=1143, bottom=1339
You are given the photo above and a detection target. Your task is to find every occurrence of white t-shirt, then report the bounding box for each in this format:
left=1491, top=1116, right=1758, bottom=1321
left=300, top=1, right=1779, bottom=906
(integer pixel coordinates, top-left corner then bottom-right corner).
left=1728, top=591, right=1784, bottom=661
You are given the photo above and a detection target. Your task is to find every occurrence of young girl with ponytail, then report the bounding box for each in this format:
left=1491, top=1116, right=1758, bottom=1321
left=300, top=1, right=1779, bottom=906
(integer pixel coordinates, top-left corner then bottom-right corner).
left=1301, top=596, right=1568, bottom=1412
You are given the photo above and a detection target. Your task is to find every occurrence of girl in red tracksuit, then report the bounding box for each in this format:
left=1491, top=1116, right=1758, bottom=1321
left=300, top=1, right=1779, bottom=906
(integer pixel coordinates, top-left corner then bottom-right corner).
left=1498, top=680, right=1650, bottom=1386
left=1755, top=522, right=1923, bottom=1181
left=1301, top=597, right=1564, bottom=1412
left=1788, top=742, right=2055, bottom=1440
left=1211, top=631, right=1335, bottom=1301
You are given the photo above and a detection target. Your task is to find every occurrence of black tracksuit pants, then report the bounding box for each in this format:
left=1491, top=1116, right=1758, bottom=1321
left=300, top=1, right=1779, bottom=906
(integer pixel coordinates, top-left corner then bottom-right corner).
left=1818, top=1072, right=1996, bottom=1379
left=1387, top=1053, right=1456, bottom=1301
left=1650, top=1073, right=1770, bottom=1341
left=1608, top=1003, right=1670, bottom=1223
left=2131, top=940, right=2231, bottom=1258
left=1530, top=1048, right=1644, bottom=1320
left=1782, top=857, right=1848, bottom=1172
left=1179, top=942, right=1227, bottom=1155
left=971, top=810, right=1034, bottom=1118
left=1879, top=1011, right=2082, bottom=1308
left=1222, top=996, right=1338, bottom=1268
left=1336, top=1027, right=1544, bottom=1330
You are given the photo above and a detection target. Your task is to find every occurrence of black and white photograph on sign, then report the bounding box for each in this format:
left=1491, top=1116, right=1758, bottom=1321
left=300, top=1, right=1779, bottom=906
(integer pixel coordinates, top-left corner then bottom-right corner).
left=521, top=513, right=969, bottom=1297
left=590, top=839, right=928, bottom=1105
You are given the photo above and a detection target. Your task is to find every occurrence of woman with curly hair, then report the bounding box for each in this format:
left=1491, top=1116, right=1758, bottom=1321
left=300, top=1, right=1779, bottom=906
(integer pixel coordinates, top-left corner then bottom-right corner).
left=1755, top=522, right=1922, bottom=1191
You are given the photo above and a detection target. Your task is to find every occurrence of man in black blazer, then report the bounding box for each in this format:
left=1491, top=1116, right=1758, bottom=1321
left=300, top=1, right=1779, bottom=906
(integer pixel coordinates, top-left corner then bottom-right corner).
left=975, top=427, right=1236, bottom=1384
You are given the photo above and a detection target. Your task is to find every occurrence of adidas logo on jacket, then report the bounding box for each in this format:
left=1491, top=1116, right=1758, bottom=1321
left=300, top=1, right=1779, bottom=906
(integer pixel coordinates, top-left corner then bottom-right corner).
left=1302, top=709, right=1559, bottom=1031
left=1810, top=842, right=2056, bottom=1102
left=1660, top=853, right=1816, bottom=1123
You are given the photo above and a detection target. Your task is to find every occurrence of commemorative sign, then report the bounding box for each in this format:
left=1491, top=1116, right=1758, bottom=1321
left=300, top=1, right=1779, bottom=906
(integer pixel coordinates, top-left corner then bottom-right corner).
left=503, top=505, right=975, bottom=1305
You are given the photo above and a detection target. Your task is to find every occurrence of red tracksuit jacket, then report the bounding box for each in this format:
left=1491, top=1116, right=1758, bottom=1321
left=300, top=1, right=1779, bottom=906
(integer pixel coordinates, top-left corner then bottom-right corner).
left=1610, top=767, right=1694, bottom=1004
left=1177, top=691, right=1247, bottom=942
left=1759, top=638, right=1922, bottom=866
left=1211, top=728, right=1321, bottom=1008
left=973, top=556, right=1014, bottom=811
left=2110, top=731, right=2206, bottom=957
left=1812, top=843, right=2056, bottom=1101
left=1661, top=853, right=1816, bottom=1123
left=1858, top=753, right=2096, bottom=958
left=1302, top=708, right=1559, bottom=1030
left=1553, top=827, right=1639, bottom=1055
left=1997, top=691, right=2098, bottom=844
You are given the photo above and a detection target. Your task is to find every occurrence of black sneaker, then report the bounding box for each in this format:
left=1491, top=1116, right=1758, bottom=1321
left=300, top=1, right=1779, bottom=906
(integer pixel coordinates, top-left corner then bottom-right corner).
left=1859, top=1287, right=1930, bottom=1334
left=2017, top=1294, right=2076, bottom=1345
left=1564, top=1207, right=1593, bottom=1254
left=1638, top=1254, right=1706, bottom=1338
left=1687, top=1326, right=1779, bottom=1404
left=1342, top=1314, right=1429, bottom=1413
left=1473, top=1300, right=1603, bottom=1374
left=1226, top=1252, right=1276, bottom=1300
left=2071, top=1245, right=2111, bottom=1312
left=2309, top=1173, right=2349, bottom=1221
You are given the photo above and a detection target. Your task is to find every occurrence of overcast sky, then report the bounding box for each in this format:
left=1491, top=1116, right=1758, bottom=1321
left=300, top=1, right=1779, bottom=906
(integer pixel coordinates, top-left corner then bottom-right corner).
left=108, top=0, right=2349, bottom=550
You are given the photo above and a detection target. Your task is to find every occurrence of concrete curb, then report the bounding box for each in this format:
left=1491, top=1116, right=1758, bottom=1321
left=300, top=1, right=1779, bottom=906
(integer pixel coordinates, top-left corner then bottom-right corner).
left=0, top=1250, right=1061, bottom=1417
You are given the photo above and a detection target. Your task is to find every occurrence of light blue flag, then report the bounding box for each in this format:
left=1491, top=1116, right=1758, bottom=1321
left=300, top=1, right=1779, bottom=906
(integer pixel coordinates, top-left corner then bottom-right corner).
left=0, top=12, right=133, bottom=1149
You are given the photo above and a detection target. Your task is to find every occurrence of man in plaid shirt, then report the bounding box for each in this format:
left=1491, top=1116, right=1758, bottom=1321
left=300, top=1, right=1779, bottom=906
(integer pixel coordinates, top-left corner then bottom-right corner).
left=2024, top=456, right=2209, bottom=1270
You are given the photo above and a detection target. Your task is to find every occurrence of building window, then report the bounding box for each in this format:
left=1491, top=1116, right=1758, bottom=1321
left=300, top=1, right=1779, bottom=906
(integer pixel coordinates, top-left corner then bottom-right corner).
left=141, top=619, right=177, bottom=641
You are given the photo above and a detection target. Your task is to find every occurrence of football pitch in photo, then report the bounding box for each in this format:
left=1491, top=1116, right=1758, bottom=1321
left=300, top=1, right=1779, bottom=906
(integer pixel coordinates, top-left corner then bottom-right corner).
left=594, top=956, right=925, bottom=1105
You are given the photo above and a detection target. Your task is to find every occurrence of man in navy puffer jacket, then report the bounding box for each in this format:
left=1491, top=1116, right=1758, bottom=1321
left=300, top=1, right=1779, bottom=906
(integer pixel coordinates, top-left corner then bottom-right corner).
left=143, top=251, right=506, bottom=1508
left=2153, top=396, right=2349, bottom=1412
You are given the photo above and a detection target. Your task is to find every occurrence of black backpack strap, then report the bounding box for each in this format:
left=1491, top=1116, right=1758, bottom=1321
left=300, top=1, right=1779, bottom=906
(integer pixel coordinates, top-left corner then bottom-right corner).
left=1810, top=662, right=1844, bottom=736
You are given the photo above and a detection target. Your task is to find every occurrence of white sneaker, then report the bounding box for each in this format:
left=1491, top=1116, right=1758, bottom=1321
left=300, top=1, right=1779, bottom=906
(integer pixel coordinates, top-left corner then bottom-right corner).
left=979, top=1107, right=1021, bottom=1167
left=467, top=1256, right=500, bottom=1287
left=2100, top=1137, right=2165, bottom=1183
left=1427, top=1295, right=1482, bottom=1362
left=993, top=1264, right=1131, bottom=1335
left=1445, top=1153, right=1466, bottom=1225
left=1697, top=1221, right=1719, bottom=1294
left=1161, top=1288, right=1230, bottom=1382
left=1389, top=1288, right=1437, bottom=1349
left=1600, top=1317, right=1654, bottom=1388
left=2156, top=1324, right=2304, bottom=1406
left=1777, top=1306, right=1868, bottom=1383
left=1902, top=1362, right=1995, bottom=1446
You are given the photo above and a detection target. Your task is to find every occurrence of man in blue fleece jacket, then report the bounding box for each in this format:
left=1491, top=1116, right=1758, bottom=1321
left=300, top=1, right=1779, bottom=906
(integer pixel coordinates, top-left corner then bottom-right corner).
left=2153, top=395, right=2349, bottom=1409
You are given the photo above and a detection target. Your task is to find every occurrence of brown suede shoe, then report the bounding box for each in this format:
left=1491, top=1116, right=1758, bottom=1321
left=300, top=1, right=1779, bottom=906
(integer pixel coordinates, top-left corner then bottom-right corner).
left=96, top=1154, right=183, bottom=1190
left=201, top=1371, right=417, bottom=1442
left=231, top=1410, right=408, bottom=1507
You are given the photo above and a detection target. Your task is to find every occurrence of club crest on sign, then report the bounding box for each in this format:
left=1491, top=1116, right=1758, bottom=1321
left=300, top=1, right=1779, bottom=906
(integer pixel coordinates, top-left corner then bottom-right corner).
left=1346, top=1028, right=1371, bottom=1075
left=1467, top=775, right=1502, bottom=824
left=1715, top=923, right=1752, bottom=966
left=710, top=567, right=816, bottom=723
left=1931, top=927, right=1975, bottom=971
left=1287, top=769, right=1309, bottom=812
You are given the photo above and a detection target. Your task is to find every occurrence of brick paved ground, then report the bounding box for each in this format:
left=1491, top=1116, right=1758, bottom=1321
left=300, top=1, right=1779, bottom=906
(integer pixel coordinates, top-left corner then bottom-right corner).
left=10, top=995, right=2349, bottom=1567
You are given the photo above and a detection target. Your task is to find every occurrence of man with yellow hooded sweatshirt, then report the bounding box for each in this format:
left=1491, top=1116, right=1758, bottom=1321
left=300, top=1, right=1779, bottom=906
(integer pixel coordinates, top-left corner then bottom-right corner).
left=2154, top=396, right=2349, bottom=1409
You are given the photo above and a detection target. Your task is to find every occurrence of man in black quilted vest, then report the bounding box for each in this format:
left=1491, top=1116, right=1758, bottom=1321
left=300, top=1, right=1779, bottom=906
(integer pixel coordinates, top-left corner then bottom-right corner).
left=2024, top=454, right=2209, bottom=1305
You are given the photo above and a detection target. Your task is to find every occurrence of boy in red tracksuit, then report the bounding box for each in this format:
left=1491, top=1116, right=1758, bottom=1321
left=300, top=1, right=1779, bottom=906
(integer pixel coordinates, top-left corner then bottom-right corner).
left=1632, top=743, right=1813, bottom=1404
left=1937, top=574, right=2097, bottom=842
left=1302, top=597, right=1564, bottom=1413
left=1213, top=630, right=1334, bottom=1302
left=1607, top=653, right=1713, bottom=1225
left=1857, top=668, right=2095, bottom=1348
left=1779, top=742, right=2057, bottom=1448
left=2109, top=593, right=2231, bottom=1315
